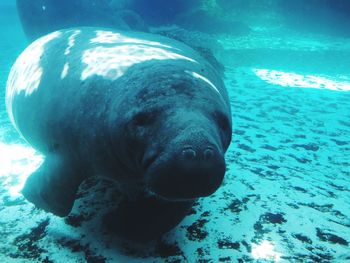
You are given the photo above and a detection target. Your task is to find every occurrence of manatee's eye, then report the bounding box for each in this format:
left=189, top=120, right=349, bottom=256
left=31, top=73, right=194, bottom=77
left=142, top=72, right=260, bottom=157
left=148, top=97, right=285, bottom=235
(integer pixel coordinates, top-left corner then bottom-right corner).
left=212, top=110, right=230, bottom=132
left=132, top=109, right=159, bottom=126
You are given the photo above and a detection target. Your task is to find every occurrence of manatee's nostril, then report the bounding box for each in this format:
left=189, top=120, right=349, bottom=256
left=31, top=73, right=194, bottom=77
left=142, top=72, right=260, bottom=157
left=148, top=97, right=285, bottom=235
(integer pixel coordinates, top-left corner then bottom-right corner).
left=203, top=147, right=214, bottom=160
left=181, top=147, right=196, bottom=160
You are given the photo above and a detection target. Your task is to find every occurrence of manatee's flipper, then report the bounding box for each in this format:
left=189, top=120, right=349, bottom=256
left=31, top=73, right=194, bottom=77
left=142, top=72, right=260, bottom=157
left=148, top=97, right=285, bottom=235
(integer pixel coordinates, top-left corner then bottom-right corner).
left=22, top=154, right=85, bottom=217
left=104, top=195, right=194, bottom=242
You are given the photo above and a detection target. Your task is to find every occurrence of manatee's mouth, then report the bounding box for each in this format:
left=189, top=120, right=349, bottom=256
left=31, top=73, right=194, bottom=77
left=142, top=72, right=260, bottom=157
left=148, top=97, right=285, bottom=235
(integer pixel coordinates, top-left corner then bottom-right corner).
left=143, top=148, right=226, bottom=201
left=141, top=152, right=165, bottom=198
left=142, top=151, right=159, bottom=172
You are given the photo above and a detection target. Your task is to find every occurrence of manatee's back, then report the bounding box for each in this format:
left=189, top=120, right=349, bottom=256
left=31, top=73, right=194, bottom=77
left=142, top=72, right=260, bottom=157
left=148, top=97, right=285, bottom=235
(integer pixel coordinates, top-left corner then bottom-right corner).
left=6, top=27, right=228, bottom=154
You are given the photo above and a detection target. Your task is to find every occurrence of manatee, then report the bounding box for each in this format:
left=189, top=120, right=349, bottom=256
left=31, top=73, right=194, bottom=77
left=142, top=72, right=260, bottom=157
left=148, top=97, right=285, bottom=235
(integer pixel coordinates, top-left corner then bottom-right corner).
left=16, top=0, right=147, bottom=41
left=6, top=27, right=232, bottom=241
left=127, top=0, right=199, bottom=26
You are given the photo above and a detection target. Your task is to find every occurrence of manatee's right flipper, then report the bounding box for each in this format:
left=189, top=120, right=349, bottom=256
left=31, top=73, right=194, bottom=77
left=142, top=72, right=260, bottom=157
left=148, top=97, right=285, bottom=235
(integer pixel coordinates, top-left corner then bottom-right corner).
left=22, top=154, right=85, bottom=217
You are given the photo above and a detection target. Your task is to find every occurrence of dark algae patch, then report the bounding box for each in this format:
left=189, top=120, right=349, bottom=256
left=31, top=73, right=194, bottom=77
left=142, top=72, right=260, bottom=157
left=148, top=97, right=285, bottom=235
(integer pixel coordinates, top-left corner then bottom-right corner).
left=253, top=221, right=269, bottom=239
left=300, top=202, right=334, bottom=212
left=11, top=218, right=50, bottom=260
left=252, top=212, right=287, bottom=241
left=219, top=256, right=232, bottom=262
left=316, top=228, right=349, bottom=246
left=292, top=143, right=320, bottom=151
left=241, top=240, right=252, bottom=253
left=293, top=186, right=308, bottom=193
left=42, top=256, right=55, bottom=263
left=237, top=143, right=256, bottom=153
left=186, top=211, right=210, bottom=241
left=261, top=144, right=279, bottom=151
left=58, top=238, right=85, bottom=253
left=288, top=154, right=312, bottom=164
left=293, top=233, right=313, bottom=244
left=338, top=120, right=350, bottom=127
left=186, top=218, right=209, bottom=241
left=218, top=238, right=240, bottom=250
left=226, top=197, right=249, bottom=213
left=331, top=139, right=348, bottom=146
left=262, top=212, right=287, bottom=224
left=58, top=238, right=107, bottom=263
left=65, top=214, right=87, bottom=227
left=196, top=246, right=211, bottom=258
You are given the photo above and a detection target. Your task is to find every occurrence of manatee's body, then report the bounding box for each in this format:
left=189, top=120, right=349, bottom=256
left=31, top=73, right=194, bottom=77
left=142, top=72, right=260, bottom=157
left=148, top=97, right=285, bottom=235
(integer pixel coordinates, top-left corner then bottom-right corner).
left=6, top=27, right=232, bottom=241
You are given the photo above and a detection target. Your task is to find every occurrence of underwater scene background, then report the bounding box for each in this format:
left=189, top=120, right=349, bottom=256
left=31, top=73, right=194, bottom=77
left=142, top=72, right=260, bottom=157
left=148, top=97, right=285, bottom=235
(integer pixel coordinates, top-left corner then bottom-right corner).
left=0, top=0, right=350, bottom=262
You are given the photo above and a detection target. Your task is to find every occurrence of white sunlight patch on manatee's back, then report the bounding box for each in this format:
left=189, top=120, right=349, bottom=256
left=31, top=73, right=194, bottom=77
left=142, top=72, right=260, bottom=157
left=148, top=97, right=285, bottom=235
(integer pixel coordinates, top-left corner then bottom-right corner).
left=90, top=30, right=173, bottom=49
left=186, top=70, right=220, bottom=94
left=81, top=44, right=197, bottom=81
left=61, top=63, right=69, bottom=79
left=253, top=68, right=350, bottom=91
left=64, top=29, right=81, bottom=55
left=0, top=143, right=43, bottom=197
left=6, top=31, right=62, bottom=124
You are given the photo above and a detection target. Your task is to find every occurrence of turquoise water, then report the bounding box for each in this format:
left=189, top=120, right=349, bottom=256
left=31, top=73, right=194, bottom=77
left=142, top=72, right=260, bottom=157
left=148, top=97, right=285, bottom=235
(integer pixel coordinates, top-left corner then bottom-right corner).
left=1, top=1, right=350, bottom=262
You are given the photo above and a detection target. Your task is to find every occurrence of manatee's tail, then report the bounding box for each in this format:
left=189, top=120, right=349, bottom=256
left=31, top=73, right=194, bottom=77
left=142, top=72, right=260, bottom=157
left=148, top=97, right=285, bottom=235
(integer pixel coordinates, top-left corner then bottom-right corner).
left=22, top=154, right=84, bottom=217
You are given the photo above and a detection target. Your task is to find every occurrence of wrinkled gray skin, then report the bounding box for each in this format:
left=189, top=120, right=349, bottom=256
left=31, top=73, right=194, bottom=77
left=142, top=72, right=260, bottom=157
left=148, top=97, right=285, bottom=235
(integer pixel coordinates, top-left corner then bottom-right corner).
left=8, top=27, right=232, bottom=241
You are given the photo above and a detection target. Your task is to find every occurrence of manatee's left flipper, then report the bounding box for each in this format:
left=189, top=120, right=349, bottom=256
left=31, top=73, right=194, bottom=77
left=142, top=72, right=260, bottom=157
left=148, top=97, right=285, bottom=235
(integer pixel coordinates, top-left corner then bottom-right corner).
left=22, top=154, right=85, bottom=217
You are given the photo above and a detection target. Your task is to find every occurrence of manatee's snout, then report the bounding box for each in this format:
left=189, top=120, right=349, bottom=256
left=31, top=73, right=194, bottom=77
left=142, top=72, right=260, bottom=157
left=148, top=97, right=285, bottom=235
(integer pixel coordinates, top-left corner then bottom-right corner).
left=146, top=136, right=226, bottom=200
